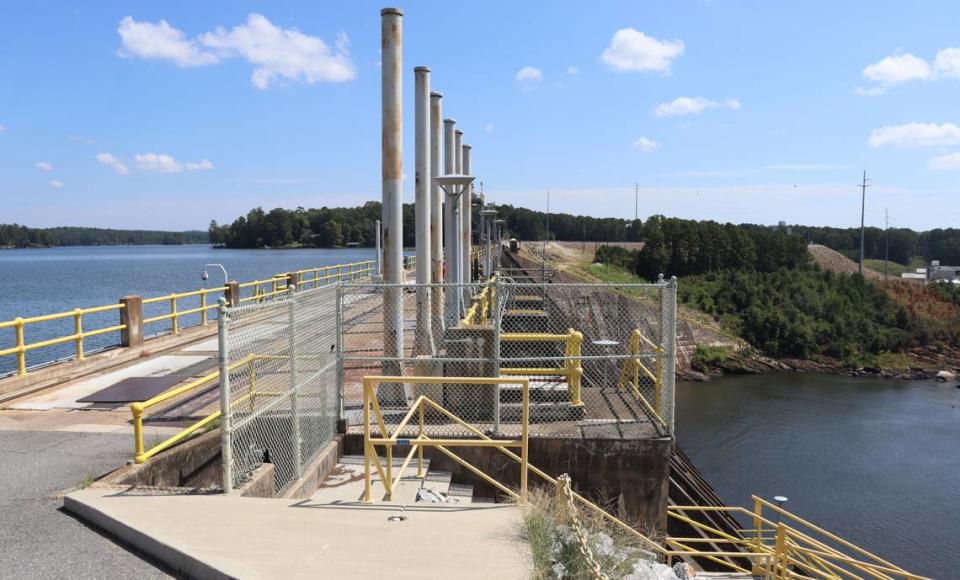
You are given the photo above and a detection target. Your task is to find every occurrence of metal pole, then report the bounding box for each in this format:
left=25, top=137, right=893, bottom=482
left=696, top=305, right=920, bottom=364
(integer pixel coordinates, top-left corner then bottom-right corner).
left=443, top=118, right=458, bottom=323
left=492, top=276, right=502, bottom=434
left=454, top=129, right=464, bottom=284
left=430, top=92, right=444, bottom=341
left=374, top=219, right=382, bottom=278
left=413, top=66, right=434, bottom=356
left=859, top=170, right=867, bottom=277
left=216, top=298, right=233, bottom=493
left=462, top=143, right=473, bottom=283
left=662, top=277, right=678, bottom=435
left=381, top=7, right=404, bottom=377
left=287, top=286, right=302, bottom=477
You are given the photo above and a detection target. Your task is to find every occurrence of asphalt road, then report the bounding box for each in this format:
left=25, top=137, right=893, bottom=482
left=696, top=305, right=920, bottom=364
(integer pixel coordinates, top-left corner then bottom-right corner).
left=0, top=430, right=171, bottom=579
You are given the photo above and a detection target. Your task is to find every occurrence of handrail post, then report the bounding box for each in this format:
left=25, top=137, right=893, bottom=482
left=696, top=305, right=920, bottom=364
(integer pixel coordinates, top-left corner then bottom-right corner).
left=217, top=297, right=233, bottom=493
left=569, top=330, right=583, bottom=406
left=363, top=379, right=373, bottom=503
left=170, top=295, right=179, bottom=334
left=73, top=309, right=84, bottom=361
left=753, top=496, right=765, bottom=575
left=131, top=402, right=145, bottom=463
left=119, top=296, right=143, bottom=348
left=287, top=285, right=303, bottom=478
left=417, top=402, right=424, bottom=479
left=520, top=378, right=529, bottom=505
left=14, top=318, right=25, bottom=375
left=774, top=523, right=787, bottom=579
left=200, top=292, right=208, bottom=326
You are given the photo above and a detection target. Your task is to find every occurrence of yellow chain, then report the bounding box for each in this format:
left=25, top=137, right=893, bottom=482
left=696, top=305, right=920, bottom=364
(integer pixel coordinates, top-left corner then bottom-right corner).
left=557, top=474, right=609, bottom=580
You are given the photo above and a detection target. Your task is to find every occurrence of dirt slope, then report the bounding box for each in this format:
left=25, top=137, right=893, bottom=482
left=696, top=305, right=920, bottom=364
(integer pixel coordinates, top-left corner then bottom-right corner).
left=807, top=244, right=881, bottom=279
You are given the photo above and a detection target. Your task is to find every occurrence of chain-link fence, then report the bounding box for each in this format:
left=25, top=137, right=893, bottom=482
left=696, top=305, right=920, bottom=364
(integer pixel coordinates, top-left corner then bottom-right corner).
left=219, top=284, right=339, bottom=493
left=339, top=277, right=677, bottom=441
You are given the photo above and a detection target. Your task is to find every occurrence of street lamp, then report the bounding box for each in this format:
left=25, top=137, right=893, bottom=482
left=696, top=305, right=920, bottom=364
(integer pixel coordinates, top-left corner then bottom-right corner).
left=435, top=174, right=475, bottom=323
left=480, top=208, right=498, bottom=278
left=202, top=263, right=229, bottom=286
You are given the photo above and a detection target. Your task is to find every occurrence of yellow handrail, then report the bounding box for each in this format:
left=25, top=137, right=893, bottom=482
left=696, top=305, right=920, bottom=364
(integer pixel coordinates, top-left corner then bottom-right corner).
left=500, top=328, right=583, bottom=406
left=362, top=375, right=530, bottom=505
left=1, top=259, right=376, bottom=377
left=617, top=329, right=665, bottom=426
left=461, top=275, right=497, bottom=325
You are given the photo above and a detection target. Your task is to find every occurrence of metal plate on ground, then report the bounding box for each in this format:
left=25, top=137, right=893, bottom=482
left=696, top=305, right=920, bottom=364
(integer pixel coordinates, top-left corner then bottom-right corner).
left=77, top=376, right=185, bottom=403
left=169, top=358, right=218, bottom=378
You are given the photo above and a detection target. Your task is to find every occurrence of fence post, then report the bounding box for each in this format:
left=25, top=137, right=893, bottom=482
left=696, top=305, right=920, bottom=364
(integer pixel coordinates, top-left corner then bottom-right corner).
left=492, top=276, right=502, bottom=434
left=217, top=297, right=233, bottom=493
left=119, top=296, right=143, bottom=348
left=14, top=318, right=25, bottom=375
left=336, top=284, right=345, bottom=426
left=287, top=285, right=303, bottom=478
left=659, top=276, right=678, bottom=435
left=225, top=281, right=241, bottom=307
left=73, top=309, right=84, bottom=361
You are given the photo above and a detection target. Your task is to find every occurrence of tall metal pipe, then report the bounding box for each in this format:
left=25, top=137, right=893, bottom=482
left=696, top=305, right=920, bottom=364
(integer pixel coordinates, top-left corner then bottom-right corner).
left=461, top=143, right=472, bottom=283
left=381, top=7, right=404, bottom=378
left=413, top=66, right=434, bottom=356
left=374, top=219, right=382, bottom=278
left=443, top=118, right=458, bottom=322
left=454, top=130, right=464, bottom=283
left=430, top=92, right=444, bottom=341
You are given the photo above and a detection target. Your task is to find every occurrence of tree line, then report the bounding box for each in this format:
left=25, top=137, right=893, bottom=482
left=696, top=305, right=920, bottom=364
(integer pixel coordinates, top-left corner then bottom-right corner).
left=0, top=224, right=206, bottom=248
left=792, top=225, right=960, bottom=266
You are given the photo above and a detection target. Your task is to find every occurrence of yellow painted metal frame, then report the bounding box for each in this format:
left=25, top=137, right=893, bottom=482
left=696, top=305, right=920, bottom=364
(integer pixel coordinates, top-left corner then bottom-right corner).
left=461, top=275, right=497, bottom=325
left=361, top=375, right=530, bottom=504
left=500, top=329, right=584, bottom=406
left=617, top=329, right=665, bottom=426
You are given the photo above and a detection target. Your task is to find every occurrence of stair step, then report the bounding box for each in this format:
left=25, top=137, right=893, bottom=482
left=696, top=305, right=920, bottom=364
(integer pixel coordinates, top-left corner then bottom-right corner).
left=500, top=401, right=584, bottom=422
left=499, top=381, right=570, bottom=403
left=423, top=470, right=452, bottom=489
left=447, top=482, right=474, bottom=498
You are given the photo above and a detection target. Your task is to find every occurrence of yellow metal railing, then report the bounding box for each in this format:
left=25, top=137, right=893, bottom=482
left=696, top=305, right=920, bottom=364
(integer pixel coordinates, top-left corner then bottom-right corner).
left=362, top=375, right=530, bottom=504
left=618, top=329, right=665, bottom=426
left=1, top=259, right=376, bottom=377
left=461, top=276, right=497, bottom=325
left=0, top=304, right=127, bottom=376
left=500, top=329, right=584, bottom=407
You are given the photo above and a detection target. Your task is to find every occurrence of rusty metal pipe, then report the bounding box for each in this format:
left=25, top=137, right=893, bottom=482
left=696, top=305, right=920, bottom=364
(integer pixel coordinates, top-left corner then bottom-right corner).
left=413, top=66, right=434, bottom=356
left=381, top=7, right=404, bottom=378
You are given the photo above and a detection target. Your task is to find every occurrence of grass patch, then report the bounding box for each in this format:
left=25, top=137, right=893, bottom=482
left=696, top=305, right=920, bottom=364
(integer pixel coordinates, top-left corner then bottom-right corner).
left=864, top=259, right=911, bottom=277
left=77, top=474, right=95, bottom=489
left=579, top=263, right=660, bottom=302
left=519, top=485, right=669, bottom=579
left=692, top=345, right=731, bottom=370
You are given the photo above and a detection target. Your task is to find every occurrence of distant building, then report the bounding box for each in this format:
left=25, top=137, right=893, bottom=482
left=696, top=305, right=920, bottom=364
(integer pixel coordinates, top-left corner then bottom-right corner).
left=927, top=260, right=960, bottom=283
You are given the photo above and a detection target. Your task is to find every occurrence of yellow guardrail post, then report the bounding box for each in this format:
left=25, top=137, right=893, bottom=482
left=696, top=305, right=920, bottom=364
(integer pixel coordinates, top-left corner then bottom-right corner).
left=774, top=523, right=787, bottom=579
left=200, top=292, right=208, bottom=326
left=417, top=402, right=425, bottom=479
left=15, top=317, right=26, bottom=375
left=73, top=309, right=84, bottom=362
left=567, top=329, right=583, bottom=407
left=169, top=295, right=179, bottom=334
left=753, top=496, right=765, bottom=575
left=131, top=402, right=145, bottom=463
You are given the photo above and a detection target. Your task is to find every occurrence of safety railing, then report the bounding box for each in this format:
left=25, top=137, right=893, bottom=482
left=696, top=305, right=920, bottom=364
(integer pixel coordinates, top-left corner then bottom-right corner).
left=0, top=258, right=378, bottom=378
left=500, top=329, right=584, bottom=407
left=362, top=375, right=530, bottom=504
left=667, top=498, right=930, bottom=579
left=461, top=275, right=496, bottom=325
left=618, top=329, right=665, bottom=427
left=0, top=304, right=127, bottom=376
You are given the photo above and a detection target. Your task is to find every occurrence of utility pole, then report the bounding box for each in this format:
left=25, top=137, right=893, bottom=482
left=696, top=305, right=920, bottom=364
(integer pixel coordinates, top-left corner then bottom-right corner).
left=858, top=170, right=870, bottom=276
left=634, top=182, right=638, bottom=223
left=884, top=208, right=889, bottom=282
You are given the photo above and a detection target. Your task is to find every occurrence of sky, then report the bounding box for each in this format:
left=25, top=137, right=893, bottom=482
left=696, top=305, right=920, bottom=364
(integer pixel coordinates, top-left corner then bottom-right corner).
left=1, top=0, right=959, bottom=232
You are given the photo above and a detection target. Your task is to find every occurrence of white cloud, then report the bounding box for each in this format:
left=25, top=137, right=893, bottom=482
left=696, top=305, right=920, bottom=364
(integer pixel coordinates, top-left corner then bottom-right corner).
left=862, top=53, right=930, bottom=85
left=185, top=159, right=214, bottom=171
left=117, top=14, right=355, bottom=89
left=654, top=96, right=740, bottom=117
left=933, top=48, right=960, bottom=77
left=868, top=122, right=960, bottom=148
left=601, top=28, right=684, bottom=73
left=484, top=124, right=495, bottom=134
left=632, top=137, right=660, bottom=152
left=200, top=14, right=355, bottom=89
left=928, top=152, right=960, bottom=170
left=0, top=124, right=6, bottom=132
left=34, top=161, right=53, bottom=172
left=117, top=16, right=218, bottom=67
left=135, top=153, right=214, bottom=173
left=566, top=66, right=579, bottom=75
left=96, top=153, right=130, bottom=175
left=515, top=66, right=543, bottom=89
left=49, top=180, right=64, bottom=189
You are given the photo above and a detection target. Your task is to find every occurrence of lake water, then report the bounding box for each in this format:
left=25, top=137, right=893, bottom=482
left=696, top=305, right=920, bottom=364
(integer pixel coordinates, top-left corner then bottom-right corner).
left=677, top=373, right=959, bottom=578
left=0, top=245, right=378, bottom=374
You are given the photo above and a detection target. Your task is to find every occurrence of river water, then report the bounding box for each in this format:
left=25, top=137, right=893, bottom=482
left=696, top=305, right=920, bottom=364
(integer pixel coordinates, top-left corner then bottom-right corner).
left=677, top=373, right=959, bottom=578
left=0, top=245, right=378, bottom=374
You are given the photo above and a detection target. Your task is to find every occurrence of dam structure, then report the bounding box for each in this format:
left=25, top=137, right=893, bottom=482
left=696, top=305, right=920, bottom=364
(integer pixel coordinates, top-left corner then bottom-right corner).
left=0, top=7, right=929, bottom=580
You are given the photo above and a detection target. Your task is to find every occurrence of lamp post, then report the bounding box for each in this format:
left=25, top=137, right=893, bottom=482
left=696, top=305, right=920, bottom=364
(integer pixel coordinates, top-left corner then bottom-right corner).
left=435, top=174, right=476, bottom=323
left=202, top=264, right=229, bottom=286
left=480, top=208, right=498, bottom=278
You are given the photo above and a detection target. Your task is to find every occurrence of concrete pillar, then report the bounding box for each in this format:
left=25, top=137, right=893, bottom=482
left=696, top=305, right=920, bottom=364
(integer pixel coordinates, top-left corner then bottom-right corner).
left=119, top=296, right=143, bottom=348
left=430, top=92, right=444, bottom=342
left=461, top=143, right=472, bottom=283
left=413, top=66, right=434, bottom=356
left=225, top=281, right=241, bottom=307
left=381, top=7, right=405, bottom=379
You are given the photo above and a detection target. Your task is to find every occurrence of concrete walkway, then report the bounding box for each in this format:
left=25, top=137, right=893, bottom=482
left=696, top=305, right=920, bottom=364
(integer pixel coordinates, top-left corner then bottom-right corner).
left=66, top=488, right=530, bottom=579
left=0, top=430, right=169, bottom=579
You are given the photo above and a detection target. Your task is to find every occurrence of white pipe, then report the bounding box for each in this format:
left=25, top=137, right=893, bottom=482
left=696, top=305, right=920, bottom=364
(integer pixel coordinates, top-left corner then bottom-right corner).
left=443, top=118, right=458, bottom=323
left=461, top=143, right=472, bottom=283
left=454, top=129, right=464, bottom=283
left=381, top=7, right=404, bottom=376
left=375, top=219, right=382, bottom=277
left=413, top=66, right=434, bottom=356
left=430, top=92, right=444, bottom=340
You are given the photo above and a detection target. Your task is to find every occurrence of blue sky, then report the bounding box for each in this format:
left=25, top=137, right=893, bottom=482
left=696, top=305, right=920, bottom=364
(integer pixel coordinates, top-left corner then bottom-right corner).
left=1, top=1, right=959, bottom=231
